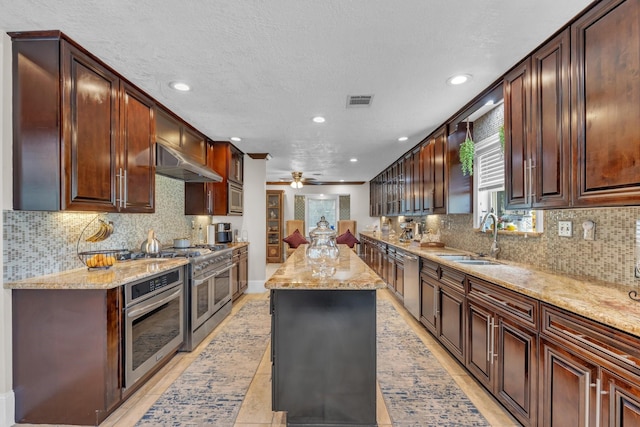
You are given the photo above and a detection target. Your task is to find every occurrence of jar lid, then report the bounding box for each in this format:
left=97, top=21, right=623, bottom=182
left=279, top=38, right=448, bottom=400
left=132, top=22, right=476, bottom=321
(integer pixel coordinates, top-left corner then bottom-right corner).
left=310, top=216, right=336, bottom=237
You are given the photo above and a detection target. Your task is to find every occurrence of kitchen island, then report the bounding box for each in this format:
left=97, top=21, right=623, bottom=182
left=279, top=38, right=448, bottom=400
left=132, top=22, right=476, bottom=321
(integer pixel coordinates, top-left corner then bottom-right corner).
left=265, top=244, right=386, bottom=427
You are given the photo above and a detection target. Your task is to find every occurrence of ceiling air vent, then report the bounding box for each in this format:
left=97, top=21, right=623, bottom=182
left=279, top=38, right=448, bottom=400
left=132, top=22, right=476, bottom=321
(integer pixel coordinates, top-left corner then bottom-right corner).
left=346, top=94, right=373, bottom=108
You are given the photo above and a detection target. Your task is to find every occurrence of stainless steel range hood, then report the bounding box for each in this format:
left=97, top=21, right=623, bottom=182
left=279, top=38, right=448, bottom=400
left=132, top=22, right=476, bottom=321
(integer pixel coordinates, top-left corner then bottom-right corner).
left=155, top=143, right=222, bottom=183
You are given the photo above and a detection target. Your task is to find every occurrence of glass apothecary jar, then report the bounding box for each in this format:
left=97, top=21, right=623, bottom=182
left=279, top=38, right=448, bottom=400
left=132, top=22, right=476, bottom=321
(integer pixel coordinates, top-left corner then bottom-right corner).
left=306, top=216, right=339, bottom=277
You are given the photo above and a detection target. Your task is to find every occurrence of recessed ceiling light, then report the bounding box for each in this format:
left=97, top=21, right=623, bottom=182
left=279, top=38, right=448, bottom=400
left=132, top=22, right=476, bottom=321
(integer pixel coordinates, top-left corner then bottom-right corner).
left=230, top=137, right=242, bottom=142
left=350, top=158, right=358, bottom=163
left=485, top=100, right=495, bottom=106
left=340, top=179, right=345, bottom=182
left=169, top=81, right=191, bottom=91
left=446, top=74, right=472, bottom=85
left=312, top=116, right=326, bottom=123
left=398, top=136, right=408, bottom=142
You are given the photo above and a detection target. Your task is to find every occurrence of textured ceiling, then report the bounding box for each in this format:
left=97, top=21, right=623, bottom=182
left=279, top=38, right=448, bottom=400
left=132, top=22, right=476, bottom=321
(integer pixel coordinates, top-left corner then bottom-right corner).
left=0, top=0, right=593, bottom=183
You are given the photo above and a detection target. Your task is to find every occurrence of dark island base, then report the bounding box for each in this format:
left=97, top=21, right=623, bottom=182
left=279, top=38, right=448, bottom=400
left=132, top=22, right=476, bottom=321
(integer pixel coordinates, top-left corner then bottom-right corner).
left=270, top=289, right=377, bottom=427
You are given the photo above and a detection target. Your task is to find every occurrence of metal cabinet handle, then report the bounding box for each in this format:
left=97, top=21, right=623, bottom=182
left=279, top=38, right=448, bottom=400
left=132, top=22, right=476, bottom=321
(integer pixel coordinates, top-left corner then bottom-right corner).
left=405, top=254, right=419, bottom=261
left=127, top=287, right=181, bottom=318
left=561, top=327, right=637, bottom=366
left=123, top=169, right=127, bottom=208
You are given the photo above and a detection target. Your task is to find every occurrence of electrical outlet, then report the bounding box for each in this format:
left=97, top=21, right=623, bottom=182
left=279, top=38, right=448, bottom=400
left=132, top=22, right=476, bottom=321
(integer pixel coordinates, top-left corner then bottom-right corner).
left=558, top=220, right=572, bottom=237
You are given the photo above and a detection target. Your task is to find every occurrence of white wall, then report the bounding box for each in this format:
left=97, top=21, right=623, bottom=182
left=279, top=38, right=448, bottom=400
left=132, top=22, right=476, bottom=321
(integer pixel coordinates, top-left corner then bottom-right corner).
left=1, top=31, right=15, bottom=427
left=268, top=183, right=376, bottom=236
left=241, top=156, right=267, bottom=292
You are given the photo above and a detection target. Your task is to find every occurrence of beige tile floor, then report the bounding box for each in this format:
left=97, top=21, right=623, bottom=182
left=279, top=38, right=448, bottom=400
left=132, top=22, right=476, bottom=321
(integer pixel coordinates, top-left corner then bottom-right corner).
left=21, top=264, right=519, bottom=426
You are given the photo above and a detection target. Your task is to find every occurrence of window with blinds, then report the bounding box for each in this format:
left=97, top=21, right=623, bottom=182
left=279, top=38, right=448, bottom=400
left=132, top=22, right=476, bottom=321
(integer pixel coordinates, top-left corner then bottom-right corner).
left=475, top=133, right=504, bottom=192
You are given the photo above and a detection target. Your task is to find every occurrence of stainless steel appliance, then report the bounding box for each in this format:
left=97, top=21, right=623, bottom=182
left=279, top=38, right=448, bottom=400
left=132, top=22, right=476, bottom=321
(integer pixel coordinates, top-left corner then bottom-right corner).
left=403, top=253, right=421, bottom=320
left=215, top=222, right=233, bottom=243
left=184, top=248, right=234, bottom=351
left=123, top=267, right=185, bottom=389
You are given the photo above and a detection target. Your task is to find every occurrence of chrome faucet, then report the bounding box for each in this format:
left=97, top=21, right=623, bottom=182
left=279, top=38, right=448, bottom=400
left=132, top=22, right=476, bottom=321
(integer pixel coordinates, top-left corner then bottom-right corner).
left=480, top=212, right=501, bottom=259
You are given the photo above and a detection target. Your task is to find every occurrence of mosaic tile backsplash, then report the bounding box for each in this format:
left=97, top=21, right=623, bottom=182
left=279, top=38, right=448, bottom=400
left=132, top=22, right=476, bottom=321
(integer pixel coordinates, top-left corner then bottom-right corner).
left=3, top=175, right=239, bottom=282
left=385, top=207, right=640, bottom=287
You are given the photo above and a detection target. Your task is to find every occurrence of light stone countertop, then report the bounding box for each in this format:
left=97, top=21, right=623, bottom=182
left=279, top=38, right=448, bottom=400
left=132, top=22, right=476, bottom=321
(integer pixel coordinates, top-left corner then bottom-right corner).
left=4, top=258, right=189, bottom=290
left=265, top=244, right=386, bottom=290
left=360, top=231, right=640, bottom=338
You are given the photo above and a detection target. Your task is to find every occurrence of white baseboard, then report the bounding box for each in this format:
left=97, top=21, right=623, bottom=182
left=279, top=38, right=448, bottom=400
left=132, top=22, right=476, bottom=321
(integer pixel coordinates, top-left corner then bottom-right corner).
left=246, top=280, right=267, bottom=294
left=0, top=389, right=14, bottom=427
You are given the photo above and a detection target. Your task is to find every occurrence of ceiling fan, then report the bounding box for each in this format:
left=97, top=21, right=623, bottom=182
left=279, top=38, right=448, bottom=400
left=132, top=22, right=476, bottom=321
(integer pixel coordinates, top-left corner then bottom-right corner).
left=275, top=171, right=318, bottom=187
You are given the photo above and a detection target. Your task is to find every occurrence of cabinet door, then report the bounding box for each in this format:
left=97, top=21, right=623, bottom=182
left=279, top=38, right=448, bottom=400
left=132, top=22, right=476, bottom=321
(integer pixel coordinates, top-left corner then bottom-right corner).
left=432, top=127, right=447, bottom=213
left=411, top=147, right=422, bottom=213
left=185, top=183, right=213, bottom=215
left=572, top=0, right=640, bottom=206
left=601, top=369, right=640, bottom=427
left=420, top=273, right=438, bottom=335
left=120, top=83, right=155, bottom=212
left=539, top=338, right=598, bottom=427
left=504, top=59, right=530, bottom=209
left=530, top=29, right=571, bottom=208
left=239, top=252, right=248, bottom=293
left=155, top=109, right=181, bottom=149
left=182, top=127, right=206, bottom=166
left=438, top=283, right=465, bottom=363
left=395, top=260, right=404, bottom=297
left=229, top=145, right=243, bottom=184
left=467, top=298, right=494, bottom=390
left=421, top=138, right=434, bottom=212
left=62, top=43, right=119, bottom=211
left=496, top=316, right=538, bottom=427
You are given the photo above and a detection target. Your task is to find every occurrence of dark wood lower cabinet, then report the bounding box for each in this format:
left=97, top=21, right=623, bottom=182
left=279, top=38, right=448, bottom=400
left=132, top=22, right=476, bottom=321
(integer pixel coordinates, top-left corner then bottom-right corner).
left=12, top=288, right=123, bottom=426
left=601, top=369, right=640, bottom=426
left=539, top=338, right=598, bottom=427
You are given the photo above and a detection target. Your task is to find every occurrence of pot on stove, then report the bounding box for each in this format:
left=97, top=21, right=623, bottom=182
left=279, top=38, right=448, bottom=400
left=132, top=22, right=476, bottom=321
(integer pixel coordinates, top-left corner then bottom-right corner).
left=140, top=229, right=160, bottom=255
left=173, top=237, right=191, bottom=248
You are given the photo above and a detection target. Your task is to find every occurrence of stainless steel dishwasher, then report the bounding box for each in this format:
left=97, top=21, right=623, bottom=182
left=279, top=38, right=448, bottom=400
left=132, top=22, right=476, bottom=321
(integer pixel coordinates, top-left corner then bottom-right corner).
left=403, top=253, right=421, bottom=320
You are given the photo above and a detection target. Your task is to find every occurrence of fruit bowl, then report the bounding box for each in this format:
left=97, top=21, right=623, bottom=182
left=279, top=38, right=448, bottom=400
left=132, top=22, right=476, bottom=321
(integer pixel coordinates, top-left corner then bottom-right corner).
left=78, top=250, right=122, bottom=270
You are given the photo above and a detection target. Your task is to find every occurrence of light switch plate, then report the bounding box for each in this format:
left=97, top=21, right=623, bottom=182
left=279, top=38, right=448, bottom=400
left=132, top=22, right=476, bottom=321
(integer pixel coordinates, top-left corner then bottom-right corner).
left=558, top=220, right=572, bottom=237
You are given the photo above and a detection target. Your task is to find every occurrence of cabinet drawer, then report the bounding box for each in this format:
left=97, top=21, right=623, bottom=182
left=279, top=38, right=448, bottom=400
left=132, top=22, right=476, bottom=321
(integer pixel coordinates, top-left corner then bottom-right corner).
left=421, top=258, right=439, bottom=279
left=468, top=277, right=538, bottom=328
left=439, top=265, right=465, bottom=292
left=541, top=304, right=640, bottom=373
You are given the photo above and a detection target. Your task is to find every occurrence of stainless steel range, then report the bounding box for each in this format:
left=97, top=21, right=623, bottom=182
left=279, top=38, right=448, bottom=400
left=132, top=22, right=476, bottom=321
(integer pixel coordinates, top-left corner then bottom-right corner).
left=129, top=245, right=234, bottom=352
left=181, top=247, right=234, bottom=351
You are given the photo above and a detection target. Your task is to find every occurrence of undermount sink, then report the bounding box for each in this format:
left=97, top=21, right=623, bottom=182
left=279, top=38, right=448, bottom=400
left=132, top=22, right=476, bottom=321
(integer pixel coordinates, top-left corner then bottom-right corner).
left=437, top=254, right=474, bottom=260
left=454, top=259, right=500, bottom=266
left=436, top=254, right=501, bottom=266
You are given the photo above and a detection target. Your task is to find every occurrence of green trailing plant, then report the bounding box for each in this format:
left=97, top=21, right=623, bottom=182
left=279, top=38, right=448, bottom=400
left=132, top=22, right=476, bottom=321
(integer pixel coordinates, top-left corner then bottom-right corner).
left=499, top=125, right=505, bottom=153
left=459, top=120, right=474, bottom=176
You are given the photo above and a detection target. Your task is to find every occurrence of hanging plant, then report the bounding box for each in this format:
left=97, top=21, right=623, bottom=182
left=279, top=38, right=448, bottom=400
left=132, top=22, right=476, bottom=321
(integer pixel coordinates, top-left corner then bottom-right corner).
left=499, top=125, right=505, bottom=154
left=459, top=120, right=474, bottom=176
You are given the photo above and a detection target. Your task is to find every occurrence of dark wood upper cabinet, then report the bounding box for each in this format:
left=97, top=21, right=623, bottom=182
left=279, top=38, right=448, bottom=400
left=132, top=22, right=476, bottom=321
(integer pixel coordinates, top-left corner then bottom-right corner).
left=156, top=108, right=206, bottom=166
left=185, top=140, right=244, bottom=216
left=119, top=83, right=155, bottom=213
left=446, top=124, right=473, bottom=214
left=11, top=33, right=155, bottom=212
left=571, top=0, right=640, bottom=206
left=505, top=28, right=571, bottom=210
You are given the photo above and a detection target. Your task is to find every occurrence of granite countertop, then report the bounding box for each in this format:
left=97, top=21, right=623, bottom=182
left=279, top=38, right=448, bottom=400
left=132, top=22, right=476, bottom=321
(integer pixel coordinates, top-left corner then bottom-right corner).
left=360, top=231, right=640, bottom=338
left=265, top=244, right=386, bottom=290
left=4, top=258, right=189, bottom=290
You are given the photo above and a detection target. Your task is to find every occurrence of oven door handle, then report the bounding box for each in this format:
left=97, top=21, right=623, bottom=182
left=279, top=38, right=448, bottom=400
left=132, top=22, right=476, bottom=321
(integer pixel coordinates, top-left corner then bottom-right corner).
left=127, top=287, right=182, bottom=318
left=193, top=263, right=236, bottom=286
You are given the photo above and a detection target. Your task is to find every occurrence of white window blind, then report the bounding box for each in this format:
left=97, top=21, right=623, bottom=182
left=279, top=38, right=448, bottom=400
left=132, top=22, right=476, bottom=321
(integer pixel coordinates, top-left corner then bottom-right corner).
left=475, top=133, right=504, bottom=192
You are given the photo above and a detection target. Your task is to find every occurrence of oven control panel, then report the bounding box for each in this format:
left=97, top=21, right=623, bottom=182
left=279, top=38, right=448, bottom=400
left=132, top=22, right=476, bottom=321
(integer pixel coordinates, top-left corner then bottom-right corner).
left=127, top=268, right=182, bottom=305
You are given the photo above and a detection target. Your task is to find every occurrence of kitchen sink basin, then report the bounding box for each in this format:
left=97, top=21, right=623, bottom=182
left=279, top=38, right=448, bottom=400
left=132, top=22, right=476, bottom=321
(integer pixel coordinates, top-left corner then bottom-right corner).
left=436, top=254, right=501, bottom=266
left=437, top=254, right=474, bottom=260
left=454, top=259, right=500, bottom=266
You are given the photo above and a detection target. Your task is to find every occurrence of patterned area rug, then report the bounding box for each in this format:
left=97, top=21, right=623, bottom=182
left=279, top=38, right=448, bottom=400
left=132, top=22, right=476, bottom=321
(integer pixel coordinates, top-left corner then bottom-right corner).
left=136, top=300, right=271, bottom=427
left=377, top=300, right=490, bottom=426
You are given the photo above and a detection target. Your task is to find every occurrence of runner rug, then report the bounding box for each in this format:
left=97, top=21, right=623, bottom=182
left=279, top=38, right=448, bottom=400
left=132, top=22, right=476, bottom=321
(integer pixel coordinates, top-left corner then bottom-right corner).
left=377, top=299, right=490, bottom=426
left=136, top=299, right=271, bottom=426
